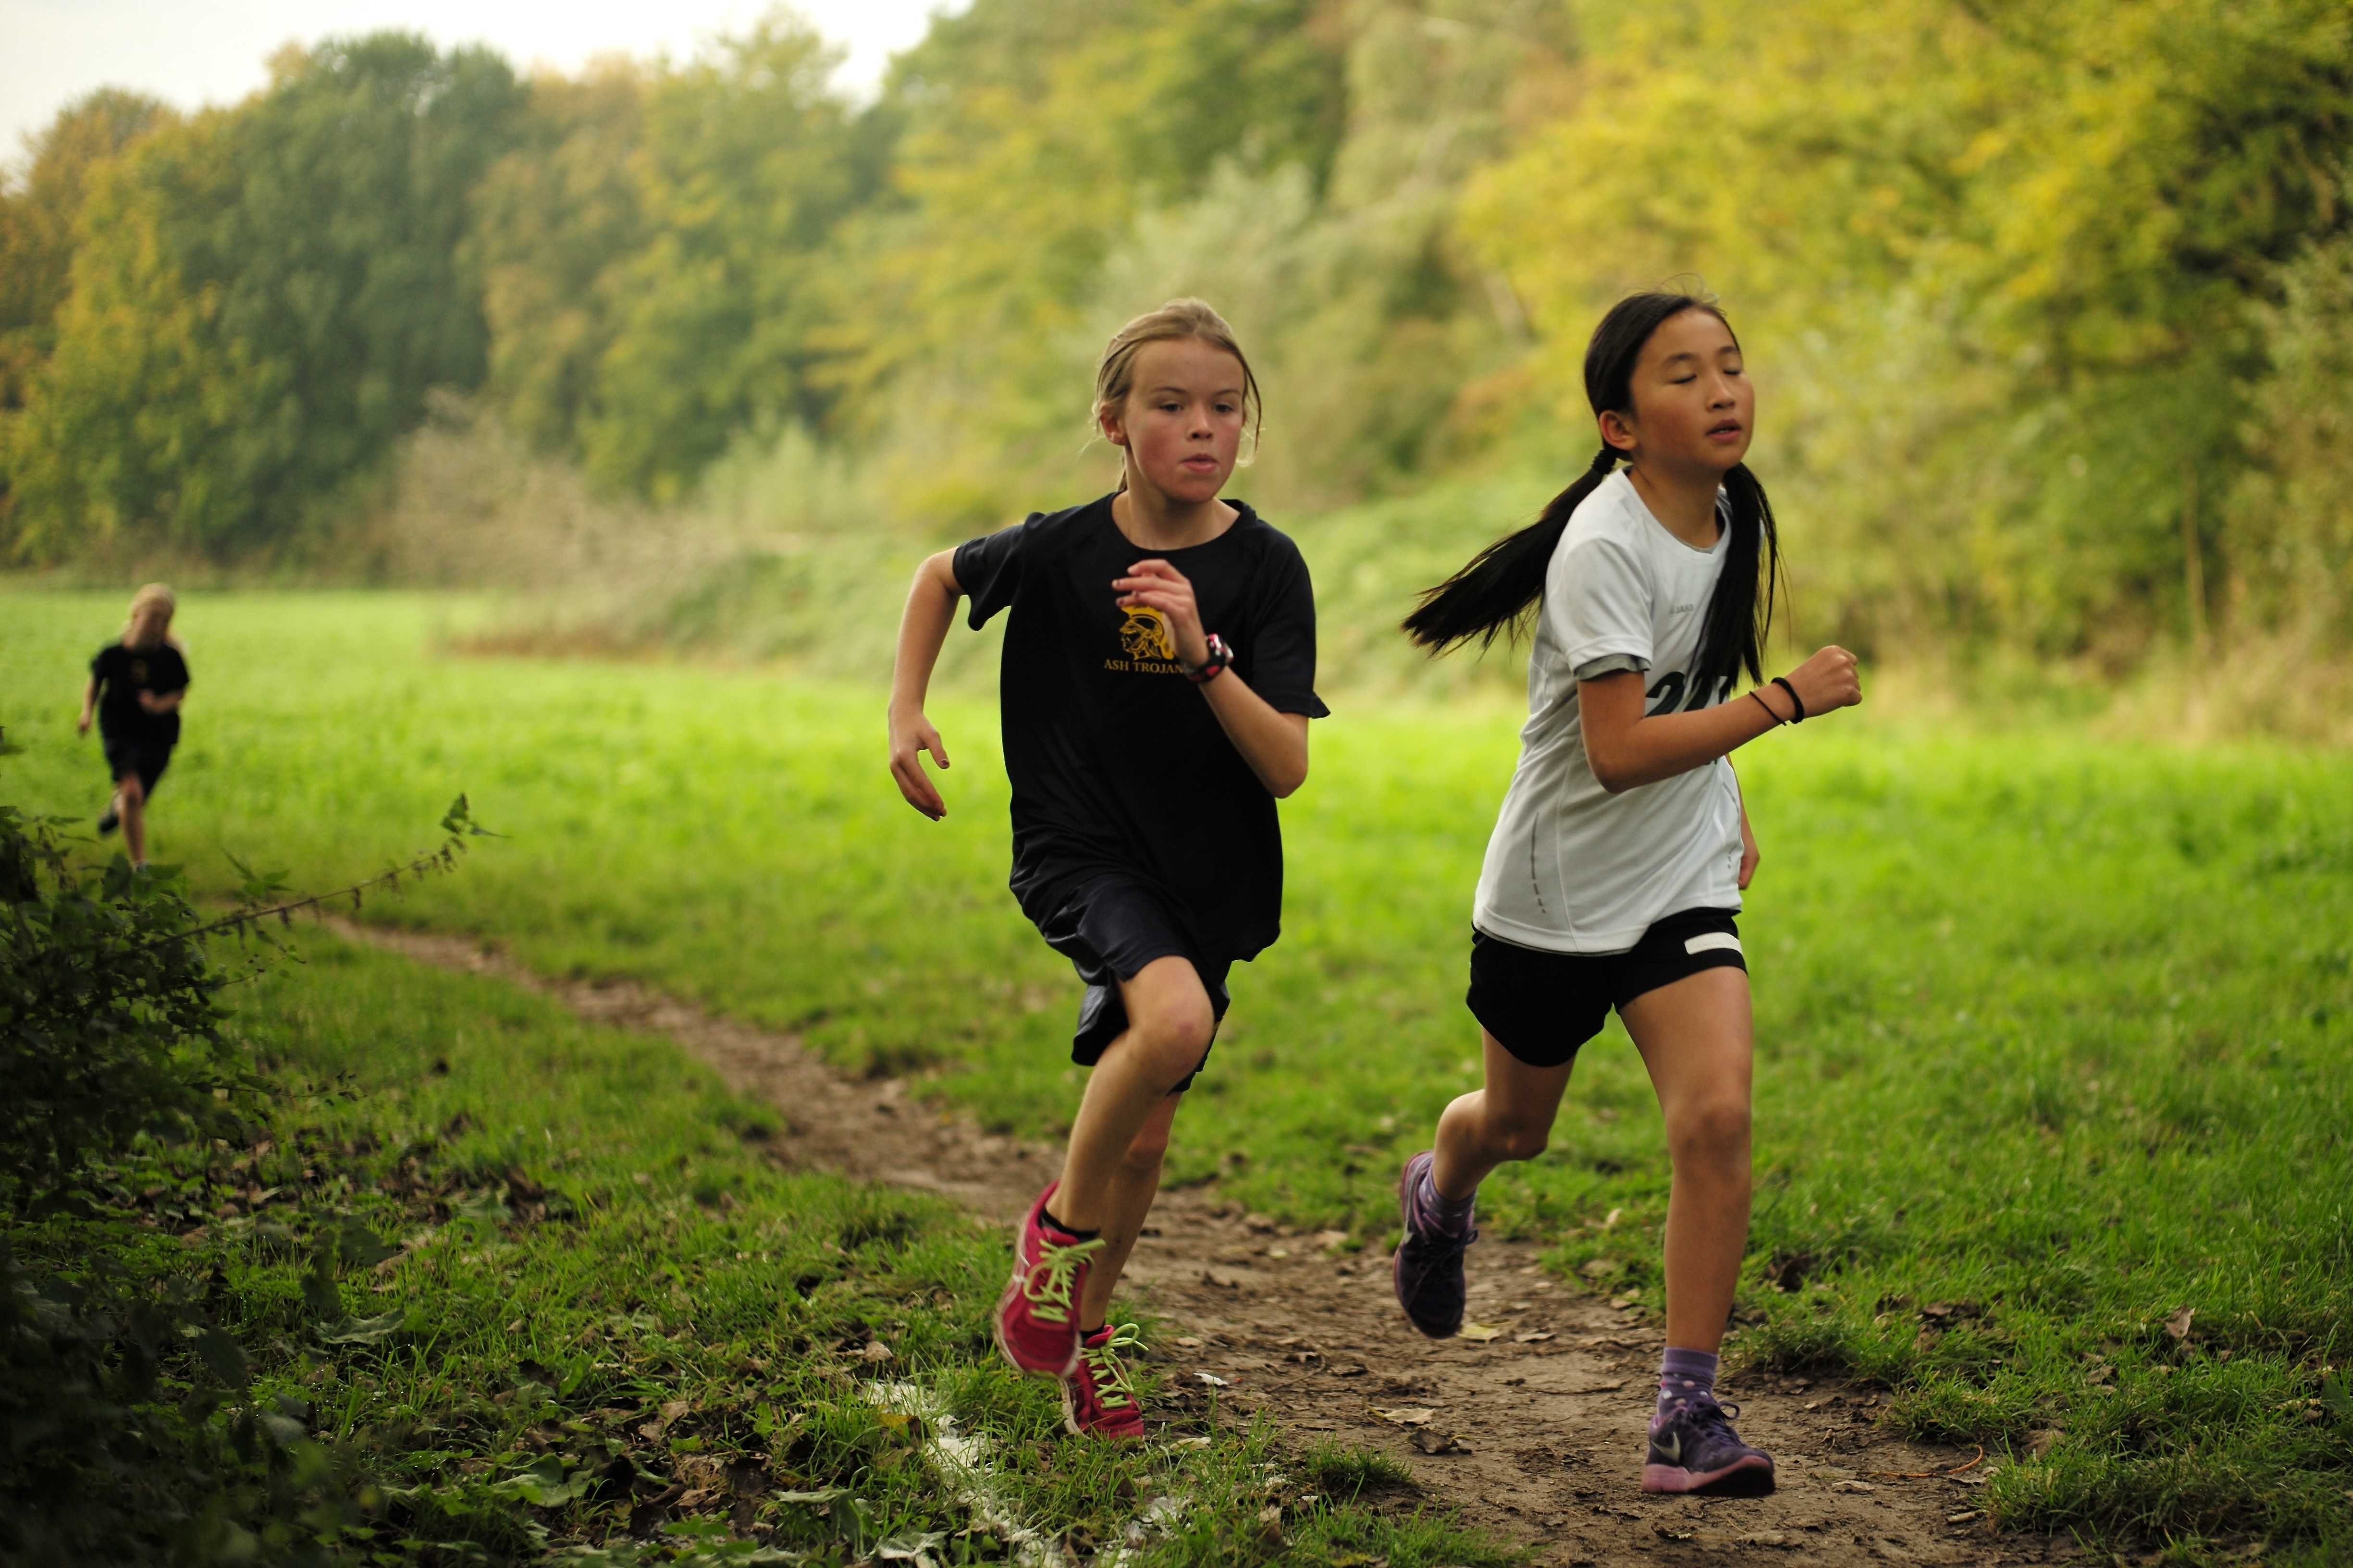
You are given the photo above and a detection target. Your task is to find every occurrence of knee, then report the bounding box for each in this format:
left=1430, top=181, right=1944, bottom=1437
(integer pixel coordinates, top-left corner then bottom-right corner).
left=1485, top=1116, right=1552, bottom=1163
left=119, top=778, right=146, bottom=807
left=1669, top=1098, right=1751, bottom=1165
left=1126, top=998, right=1215, bottom=1087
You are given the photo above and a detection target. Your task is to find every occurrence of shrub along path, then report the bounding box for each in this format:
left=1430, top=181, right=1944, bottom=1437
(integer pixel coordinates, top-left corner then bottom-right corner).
left=339, top=919, right=2079, bottom=1568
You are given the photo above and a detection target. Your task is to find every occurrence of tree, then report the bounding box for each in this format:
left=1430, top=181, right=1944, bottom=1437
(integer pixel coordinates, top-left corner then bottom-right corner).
left=3, top=36, right=524, bottom=561
left=1459, top=0, right=2353, bottom=660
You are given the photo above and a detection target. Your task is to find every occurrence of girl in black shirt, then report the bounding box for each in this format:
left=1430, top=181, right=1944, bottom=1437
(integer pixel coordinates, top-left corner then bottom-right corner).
left=887, top=299, right=1325, bottom=1439
left=77, top=583, right=190, bottom=870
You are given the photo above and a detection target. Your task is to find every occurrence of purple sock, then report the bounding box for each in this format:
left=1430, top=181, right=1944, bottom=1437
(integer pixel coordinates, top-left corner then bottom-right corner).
left=1654, top=1347, right=1719, bottom=1425
left=1416, top=1168, right=1476, bottom=1233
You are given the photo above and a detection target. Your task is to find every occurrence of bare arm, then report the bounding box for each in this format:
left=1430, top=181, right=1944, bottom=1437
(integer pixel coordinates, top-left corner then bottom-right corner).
left=77, top=677, right=97, bottom=736
left=1200, top=679, right=1311, bottom=798
left=1734, top=766, right=1759, bottom=888
left=1581, top=645, right=1860, bottom=794
left=137, top=689, right=185, bottom=715
left=887, top=550, right=962, bottom=819
left=1112, top=559, right=1310, bottom=798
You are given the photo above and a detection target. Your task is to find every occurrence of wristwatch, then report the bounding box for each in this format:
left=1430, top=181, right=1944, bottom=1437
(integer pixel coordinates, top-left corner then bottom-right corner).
left=1183, top=632, right=1232, bottom=685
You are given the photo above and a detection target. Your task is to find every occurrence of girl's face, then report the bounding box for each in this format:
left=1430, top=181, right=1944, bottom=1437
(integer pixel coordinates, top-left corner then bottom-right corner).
left=128, top=607, right=171, bottom=646
left=1101, top=337, right=1248, bottom=505
left=1602, top=308, right=1753, bottom=475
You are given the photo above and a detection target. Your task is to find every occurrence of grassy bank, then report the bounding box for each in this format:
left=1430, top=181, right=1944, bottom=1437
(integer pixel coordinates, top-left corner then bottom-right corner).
left=4, top=589, right=2349, bottom=1558
left=5, top=915, right=1506, bottom=1565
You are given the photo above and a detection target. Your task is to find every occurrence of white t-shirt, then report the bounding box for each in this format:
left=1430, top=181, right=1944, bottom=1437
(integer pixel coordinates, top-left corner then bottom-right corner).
left=1472, top=469, right=1745, bottom=954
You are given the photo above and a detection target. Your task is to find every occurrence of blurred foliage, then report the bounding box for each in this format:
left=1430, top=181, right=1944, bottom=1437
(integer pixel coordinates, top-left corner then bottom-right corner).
left=1, top=37, right=525, bottom=561
left=1464, top=0, right=2353, bottom=663
left=2, top=0, right=2350, bottom=681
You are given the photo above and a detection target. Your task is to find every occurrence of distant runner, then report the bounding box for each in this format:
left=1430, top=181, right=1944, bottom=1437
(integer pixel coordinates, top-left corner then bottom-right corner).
left=1392, top=290, right=1861, bottom=1496
left=78, top=583, right=191, bottom=872
left=885, top=299, right=1327, bottom=1439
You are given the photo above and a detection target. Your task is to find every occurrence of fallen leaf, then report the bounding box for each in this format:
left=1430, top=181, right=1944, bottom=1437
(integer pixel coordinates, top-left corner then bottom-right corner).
left=1608, top=1294, right=1640, bottom=1310
left=1409, top=1428, right=1466, bottom=1455
left=1174, top=1336, right=1204, bottom=1349
left=1515, top=1332, right=1555, bottom=1344
left=1372, top=1406, right=1435, bottom=1426
left=1602, top=1207, right=1623, bottom=1229
left=2026, top=1428, right=2062, bottom=1458
left=1946, top=1510, right=1982, bottom=1525
left=1201, top=1268, right=1241, bottom=1289
left=1457, top=1322, right=1503, bottom=1342
left=1579, top=1259, right=1614, bottom=1280
left=859, top=1340, right=893, bottom=1364
left=1266, top=1247, right=1291, bottom=1259
left=1833, top=1481, right=1875, bottom=1494
left=1196, top=1372, right=1230, bottom=1387
left=1654, top=1523, right=1696, bottom=1542
left=2164, top=1306, right=2195, bottom=1343
left=1314, top=1229, right=1352, bottom=1250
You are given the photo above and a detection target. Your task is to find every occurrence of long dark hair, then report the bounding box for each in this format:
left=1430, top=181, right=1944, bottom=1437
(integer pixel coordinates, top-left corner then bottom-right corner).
left=1402, top=291, right=1783, bottom=692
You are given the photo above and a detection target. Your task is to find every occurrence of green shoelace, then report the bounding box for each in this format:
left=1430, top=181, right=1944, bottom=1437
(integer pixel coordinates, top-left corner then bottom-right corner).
left=1019, top=1234, right=1106, bottom=1325
left=1081, top=1323, right=1146, bottom=1410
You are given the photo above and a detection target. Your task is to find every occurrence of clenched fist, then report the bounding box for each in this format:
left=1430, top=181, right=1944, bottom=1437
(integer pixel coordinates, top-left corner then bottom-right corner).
left=1780, top=646, right=1861, bottom=719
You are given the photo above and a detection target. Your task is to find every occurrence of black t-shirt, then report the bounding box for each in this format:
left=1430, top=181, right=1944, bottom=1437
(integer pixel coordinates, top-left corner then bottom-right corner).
left=90, top=642, right=190, bottom=745
left=954, top=495, right=1329, bottom=961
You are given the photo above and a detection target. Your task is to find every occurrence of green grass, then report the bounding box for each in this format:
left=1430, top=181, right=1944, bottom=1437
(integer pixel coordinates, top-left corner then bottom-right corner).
left=6, top=922, right=1512, bottom=1565
left=5, top=589, right=2351, bottom=1559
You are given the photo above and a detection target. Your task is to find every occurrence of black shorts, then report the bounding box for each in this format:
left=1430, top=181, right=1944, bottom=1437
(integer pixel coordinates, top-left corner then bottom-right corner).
left=1035, top=874, right=1230, bottom=1093
left=1467, top=908, right=1746, bottom=1069
left=101, top=735, right=173, bottom=797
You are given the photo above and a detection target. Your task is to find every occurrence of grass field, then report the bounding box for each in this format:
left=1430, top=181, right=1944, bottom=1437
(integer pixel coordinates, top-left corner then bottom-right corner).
left=6, top=589, right=2351, bottom=1560
left=8, top=915, right=1496, bottom=1564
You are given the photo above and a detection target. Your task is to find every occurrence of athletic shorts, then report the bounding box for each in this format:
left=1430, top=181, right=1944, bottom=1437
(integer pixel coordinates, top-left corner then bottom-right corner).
left=101, top=735, right=173, bottom=797
left=1035, top=874, right=1230, bottom=1092
left=1467, top=907, right=1746, bottom=1070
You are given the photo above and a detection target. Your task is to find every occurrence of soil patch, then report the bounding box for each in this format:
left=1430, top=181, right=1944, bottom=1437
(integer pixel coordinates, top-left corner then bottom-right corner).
left=336, top=920, right=2075, bottom=1567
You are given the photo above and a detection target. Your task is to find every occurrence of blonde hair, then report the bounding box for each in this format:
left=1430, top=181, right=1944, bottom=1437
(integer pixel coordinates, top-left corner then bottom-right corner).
left=1092, top=298, right=1263, bottom=466
left=123, top=583, right=176, bottom=648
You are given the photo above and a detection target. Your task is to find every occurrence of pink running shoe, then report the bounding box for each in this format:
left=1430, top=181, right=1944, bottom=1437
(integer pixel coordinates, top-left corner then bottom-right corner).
left=993, top=1182, right=1101, bottom=1377
left=1062, top=1323, right=1147, bottom=1440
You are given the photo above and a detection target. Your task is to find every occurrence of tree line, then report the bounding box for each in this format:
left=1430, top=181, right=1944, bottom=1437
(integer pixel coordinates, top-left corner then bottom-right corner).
left=2, top=0, right=2347, bottom=670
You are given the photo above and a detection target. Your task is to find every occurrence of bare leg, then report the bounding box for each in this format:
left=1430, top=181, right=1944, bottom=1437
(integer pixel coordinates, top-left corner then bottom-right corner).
left=1076, top=1090, right=1183, bottom=1328
left=1052, top=956, right=1212, bottom=1233
left=1429, top=1029, right=1576, bottom=1199
left=118, top=775, right=148, bottom=867
left=1619, top=967, right=1755, bottom=1355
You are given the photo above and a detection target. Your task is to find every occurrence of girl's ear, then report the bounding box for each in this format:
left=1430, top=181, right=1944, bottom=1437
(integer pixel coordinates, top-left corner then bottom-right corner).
left=1098, top=404, right=1128, bottom=449
left=1598, top=408, right=1638, bottom=459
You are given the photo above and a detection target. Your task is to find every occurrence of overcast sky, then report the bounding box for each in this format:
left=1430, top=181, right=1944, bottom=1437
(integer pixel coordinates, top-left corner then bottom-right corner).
left=2, top=0, right=965, bottom=164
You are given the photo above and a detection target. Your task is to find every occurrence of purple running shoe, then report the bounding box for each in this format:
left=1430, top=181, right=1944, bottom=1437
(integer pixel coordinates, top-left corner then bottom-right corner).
left=1641, top=1393, right=1775, bottom=1495
left=1392, top=1151, right=1476, bottom=1338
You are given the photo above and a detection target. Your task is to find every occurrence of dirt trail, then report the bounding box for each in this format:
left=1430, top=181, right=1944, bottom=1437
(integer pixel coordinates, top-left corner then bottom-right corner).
left=340, top=921, right=2074, bottom=1568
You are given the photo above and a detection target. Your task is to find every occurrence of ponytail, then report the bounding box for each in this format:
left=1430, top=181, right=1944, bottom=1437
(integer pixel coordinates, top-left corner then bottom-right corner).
left=1401, top=447, right=1621, bottom=654
left=1402, top=287, right=1783, bottom=688
left=1693, top=463, right=1781, bottom=690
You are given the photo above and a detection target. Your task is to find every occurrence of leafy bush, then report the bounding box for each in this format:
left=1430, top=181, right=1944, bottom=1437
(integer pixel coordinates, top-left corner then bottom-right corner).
left=0, top=801, right=491, bottom=1562
left=0, top=807, right=255, bottom=1214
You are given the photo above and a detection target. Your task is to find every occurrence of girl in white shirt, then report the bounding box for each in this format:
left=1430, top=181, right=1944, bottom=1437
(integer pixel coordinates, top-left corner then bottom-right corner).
left=1390, top=290, right=1860, bottom=1496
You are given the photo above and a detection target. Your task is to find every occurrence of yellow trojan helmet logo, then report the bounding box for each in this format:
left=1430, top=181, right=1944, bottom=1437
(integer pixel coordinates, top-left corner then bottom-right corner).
left=1119, top=605, right=1176, bottom=661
